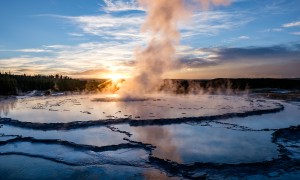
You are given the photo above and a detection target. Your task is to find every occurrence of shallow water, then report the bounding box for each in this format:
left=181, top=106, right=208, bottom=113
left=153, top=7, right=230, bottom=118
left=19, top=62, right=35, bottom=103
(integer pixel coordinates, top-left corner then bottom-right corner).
left=115, top=124, right=279, bottom=164
left=217, top=102, right=300, bottom=130
left=0, top=94, right=280, bottom=123
left=0, top=141, right=148, bottom=166
left=0, top=125, right=127, bottom=147
left=0, top=155, right=171, bottom=180
left=0, top=94, right=299, bottom=178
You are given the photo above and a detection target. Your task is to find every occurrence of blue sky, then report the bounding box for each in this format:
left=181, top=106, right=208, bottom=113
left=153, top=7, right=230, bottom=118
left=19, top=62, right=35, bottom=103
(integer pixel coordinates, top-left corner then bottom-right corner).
left=0, top=0, right=300, bottom=79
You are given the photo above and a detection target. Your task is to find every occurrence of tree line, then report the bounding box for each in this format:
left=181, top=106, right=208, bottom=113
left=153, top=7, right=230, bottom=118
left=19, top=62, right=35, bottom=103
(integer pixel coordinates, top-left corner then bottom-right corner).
left=0, top=72, right=105, bottom=95
left=160, top=78, right=300, bottom=94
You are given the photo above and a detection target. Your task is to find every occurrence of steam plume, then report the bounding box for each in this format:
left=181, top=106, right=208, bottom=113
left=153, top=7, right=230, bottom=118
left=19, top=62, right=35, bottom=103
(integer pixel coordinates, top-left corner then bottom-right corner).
left=119, top=0, right=231, bottom=98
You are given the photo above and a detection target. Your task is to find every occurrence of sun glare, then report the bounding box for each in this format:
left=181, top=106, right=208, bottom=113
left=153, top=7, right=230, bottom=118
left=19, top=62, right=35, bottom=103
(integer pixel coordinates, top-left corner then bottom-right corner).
left=108, top=74, right=123, bottom=83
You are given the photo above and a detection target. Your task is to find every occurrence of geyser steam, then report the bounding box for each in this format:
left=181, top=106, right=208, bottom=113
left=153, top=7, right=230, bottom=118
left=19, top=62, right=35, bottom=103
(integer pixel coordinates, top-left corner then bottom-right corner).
left=119, top=0, right=231, bottom=98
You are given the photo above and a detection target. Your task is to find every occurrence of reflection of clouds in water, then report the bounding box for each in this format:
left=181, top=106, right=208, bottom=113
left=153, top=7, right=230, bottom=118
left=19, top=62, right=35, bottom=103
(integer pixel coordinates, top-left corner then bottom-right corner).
left=1, top=94, right=281, bottom=123
left=130, top=125, right=182, bottom=178
left=116, top=100, right=168, bottom=119
left=133, top=126, right=182, bottom=163
left=0, top=98, right=17, bottom=116
left=143, top=169, right=175, bottom=180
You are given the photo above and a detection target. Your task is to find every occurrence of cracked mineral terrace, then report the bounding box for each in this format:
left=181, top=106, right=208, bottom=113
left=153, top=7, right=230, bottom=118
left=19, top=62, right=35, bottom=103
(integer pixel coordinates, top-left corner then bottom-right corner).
left=0, top=93, right=299, bottom=179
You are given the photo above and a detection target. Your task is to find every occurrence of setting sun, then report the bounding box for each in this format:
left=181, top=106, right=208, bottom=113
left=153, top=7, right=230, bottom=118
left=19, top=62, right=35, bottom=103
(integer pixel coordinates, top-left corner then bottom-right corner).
left=107, top=74, right=123, bottom=83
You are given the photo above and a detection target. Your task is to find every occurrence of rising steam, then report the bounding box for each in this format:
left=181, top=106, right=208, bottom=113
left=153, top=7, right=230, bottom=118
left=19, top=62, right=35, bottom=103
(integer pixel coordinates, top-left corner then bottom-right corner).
left=118, top=0, right=231, bottom=98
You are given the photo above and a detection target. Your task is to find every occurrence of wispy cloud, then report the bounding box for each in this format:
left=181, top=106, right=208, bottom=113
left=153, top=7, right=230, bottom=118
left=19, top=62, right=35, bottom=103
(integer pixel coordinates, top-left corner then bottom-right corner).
left=0, top=48, right=52, bottom=53
left=261, top=28, right=283, bottom=33
left=0, top=56, right=59, bottom=75
left=2, top=43, right=300, bottom=78
left=221, top=35, right=250, bottom=44
left=178, top=44, right=300, bottom=68
left=182, top=11, right=252, bottom=37
left=238, top=36, right=249, bottom=39
left=0, top=4, right=261, bottom=78
left=101, top=0, right=144, bottom=12
left=180, top=60, right=300, bottom=79
left=207, top=45, right=300, bottom=63
left=291, top=31, right=300, bottom=35
left=48, top=14, right=145, bottom=41
left=0, top=41, right=138, bottom=77
left=68, top=33, right=84, bottom=37
left=262, top=0, right=289, bottom=15
left=71, top=69, right=109, bottom=76
left=174, top=44, right=300, bottom=78
left=47, top=9, right=250, bottom=41
left=282, top=21, right=300, bottom=28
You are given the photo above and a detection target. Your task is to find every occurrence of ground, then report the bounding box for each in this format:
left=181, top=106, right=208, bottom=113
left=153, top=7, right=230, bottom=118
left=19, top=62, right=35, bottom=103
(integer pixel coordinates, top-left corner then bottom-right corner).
left=0, top=90, right=299, bottom=179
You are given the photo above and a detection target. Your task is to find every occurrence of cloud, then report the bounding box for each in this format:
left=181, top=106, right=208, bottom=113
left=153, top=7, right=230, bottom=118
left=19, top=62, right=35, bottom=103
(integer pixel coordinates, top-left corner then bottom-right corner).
left=233, top=60, right=300, bottom=78
left=43, top=45, right=70, bottom=49
left=70, top=69, right=110, bottom=76
left=261, top=28, right=283, bottom=33
left=4, top=5, right=295, bottom=79
left=0, top=40, right=140, bottom=77
left=44, top=9, right=250, bottom=42
left=177, top=44, right=300, bottom=71
left=68, top=33, right=84, bottom=37
left=179, top=57, right=219, bottom=68
left=179, top=60, right=300, bottom=79
left=181, top=11, right=252, bottom=37
left=205, top=45, right=300, bottom=66
left=262, top=0, right=289, bottom=15
left=282, top=21, right=300, bottom=28
left=0, top=56, right=61, bottom=75
left=291, top=31, right=300, bottom=35
left=0, top=48, right=52, bottom=53
left=48, top=14, right=145, bottom=41
left=170, top=44, right=300, bottom=78
left=48, top=42, right=137, bottom=72
left=2, top=43, right=300, bottom=79
left=238, top=36, right=249, bottom=39
left=101, top=0, right=144, bottom=12
left=221, top=35, right=250, bottom=44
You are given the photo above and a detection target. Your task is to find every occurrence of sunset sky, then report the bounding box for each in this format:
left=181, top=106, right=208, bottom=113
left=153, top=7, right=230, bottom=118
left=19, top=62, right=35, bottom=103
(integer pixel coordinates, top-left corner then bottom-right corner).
left=0, top=0, right=300, bottom=79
